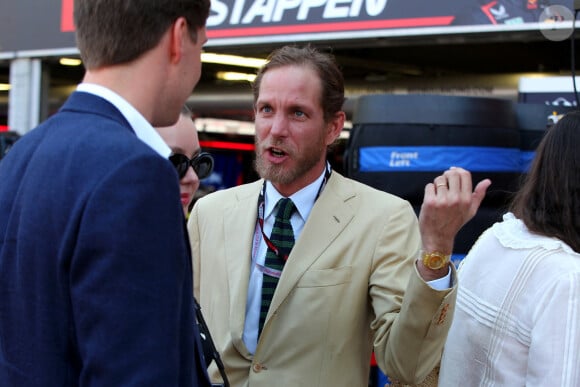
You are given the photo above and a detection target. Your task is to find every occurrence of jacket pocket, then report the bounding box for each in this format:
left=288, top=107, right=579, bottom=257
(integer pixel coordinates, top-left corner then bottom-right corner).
left=296, top=266, right=352, bottom=288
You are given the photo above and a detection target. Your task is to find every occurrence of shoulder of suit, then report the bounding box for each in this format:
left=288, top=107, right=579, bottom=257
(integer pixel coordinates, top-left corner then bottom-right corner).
left=196, top=179, right=263, bottom=206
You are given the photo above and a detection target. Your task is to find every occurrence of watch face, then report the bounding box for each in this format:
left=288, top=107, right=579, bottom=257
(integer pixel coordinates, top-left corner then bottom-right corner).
left=423, top=252, right=450, bottom=270
left=428, top=255, right=445, bottom=269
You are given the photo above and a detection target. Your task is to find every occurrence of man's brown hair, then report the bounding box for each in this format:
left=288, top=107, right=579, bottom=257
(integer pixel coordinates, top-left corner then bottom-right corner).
left=252, top=45, right=345, bottom=124
left=75, top=0, right=210, bottom=69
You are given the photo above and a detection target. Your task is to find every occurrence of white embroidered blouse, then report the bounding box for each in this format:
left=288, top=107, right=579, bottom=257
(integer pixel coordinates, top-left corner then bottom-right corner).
left=439, top=213, right=580, bottom=386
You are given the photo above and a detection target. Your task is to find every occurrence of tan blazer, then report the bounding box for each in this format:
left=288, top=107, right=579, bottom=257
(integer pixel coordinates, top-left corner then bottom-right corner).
left=188, top=172, right=456, bottom=387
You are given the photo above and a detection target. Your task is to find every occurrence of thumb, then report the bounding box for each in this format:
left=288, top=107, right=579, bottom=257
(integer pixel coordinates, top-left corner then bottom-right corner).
left=470, top=178, right=492, bottom=214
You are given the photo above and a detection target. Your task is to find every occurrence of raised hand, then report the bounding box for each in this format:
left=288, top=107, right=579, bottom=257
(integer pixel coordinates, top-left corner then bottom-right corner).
left=417, top=167, right=491, bottom=280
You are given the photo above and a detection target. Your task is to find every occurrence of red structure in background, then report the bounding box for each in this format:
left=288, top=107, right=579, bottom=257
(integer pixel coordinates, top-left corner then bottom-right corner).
left=0, top=125, right=9, bottom=132
left=60, top=0, right=74, bottom=32
left=199, top=140, right=254, bottom=152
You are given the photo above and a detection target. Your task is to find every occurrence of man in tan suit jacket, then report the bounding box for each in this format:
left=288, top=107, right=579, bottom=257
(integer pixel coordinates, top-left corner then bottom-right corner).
left=188, top=45, right=490, bottom=387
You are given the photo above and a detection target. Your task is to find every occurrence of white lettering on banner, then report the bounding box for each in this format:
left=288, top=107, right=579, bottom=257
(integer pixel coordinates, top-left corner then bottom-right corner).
left=389, top=151, right=418, bottom=168
left=297, top=0, right=327, bottom=21
left=208, top=0, right=247, bottom=25
left=231, top=0, right=247, bottom=24
left=273, top=0, right=302, bottom=22
left=326, top=0, right=388, bottom=18
left=350, top=0, right=364, bottom=17
left=324, top=0, right=352, bottom=18
left=366, top=0, right=388, bottom=17
left=209, top=0, right=228, bottom=25
left=242, top=0, right=276, bottom=24
left=207, top=0, right=389, bottom=27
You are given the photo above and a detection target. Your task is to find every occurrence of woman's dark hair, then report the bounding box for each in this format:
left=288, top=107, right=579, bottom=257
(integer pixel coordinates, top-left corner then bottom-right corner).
left=252, top=45, right=345, bottom=124
left=509, top=110, right=580, bottom=252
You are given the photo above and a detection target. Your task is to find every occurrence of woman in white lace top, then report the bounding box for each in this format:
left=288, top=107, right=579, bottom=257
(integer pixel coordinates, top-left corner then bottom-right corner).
left=439, top=111, right=580, bottom=387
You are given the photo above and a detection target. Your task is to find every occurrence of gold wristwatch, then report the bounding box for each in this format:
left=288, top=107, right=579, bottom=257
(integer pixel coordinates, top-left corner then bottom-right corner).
left=421, top=250, right=451, bottom=270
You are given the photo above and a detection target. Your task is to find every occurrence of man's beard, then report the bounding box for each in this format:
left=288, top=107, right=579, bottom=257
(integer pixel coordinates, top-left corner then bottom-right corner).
left=254, top=138, right=325, bottom=185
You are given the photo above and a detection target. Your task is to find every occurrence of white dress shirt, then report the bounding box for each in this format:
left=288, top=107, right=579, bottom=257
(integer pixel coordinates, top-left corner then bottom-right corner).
left=76, top=83, right=171, bottom=158
left=440, top=212, right=580, bottom=386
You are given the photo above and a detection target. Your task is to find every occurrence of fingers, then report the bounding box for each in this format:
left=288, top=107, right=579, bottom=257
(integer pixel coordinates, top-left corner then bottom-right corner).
left=433, top=177, right=448, bottom=192
left=444, top=167, right=471, bottom=195
left=425, top=167, right=491, bottom=210
left=428, top=167, right=469, bottom=199
left=430, top=167, right=492, bottom=219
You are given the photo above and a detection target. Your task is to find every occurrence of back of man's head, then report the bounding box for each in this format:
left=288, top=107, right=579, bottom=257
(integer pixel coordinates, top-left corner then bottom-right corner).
left=74, top=0, right=210, bottom=69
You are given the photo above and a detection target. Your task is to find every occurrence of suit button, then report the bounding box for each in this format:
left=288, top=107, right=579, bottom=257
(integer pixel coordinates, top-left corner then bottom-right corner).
left=252, top=363, right=263, bottom=373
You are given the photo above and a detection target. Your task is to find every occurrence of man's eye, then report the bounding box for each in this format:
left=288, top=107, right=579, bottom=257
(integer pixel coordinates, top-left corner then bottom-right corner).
left=294, top=111, right=304, bottom=117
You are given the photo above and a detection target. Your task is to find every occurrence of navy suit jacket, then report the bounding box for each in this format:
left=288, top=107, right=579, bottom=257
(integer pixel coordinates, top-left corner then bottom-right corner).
left=0, top=92, right=210, bottom=386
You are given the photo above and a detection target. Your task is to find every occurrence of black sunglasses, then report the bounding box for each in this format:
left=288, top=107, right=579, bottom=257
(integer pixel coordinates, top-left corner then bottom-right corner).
left=169, top=152, right=214, bottom=180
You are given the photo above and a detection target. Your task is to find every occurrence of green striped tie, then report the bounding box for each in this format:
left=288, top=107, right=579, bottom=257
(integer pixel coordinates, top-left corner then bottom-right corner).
left=258, top=198, right=295, bottom=336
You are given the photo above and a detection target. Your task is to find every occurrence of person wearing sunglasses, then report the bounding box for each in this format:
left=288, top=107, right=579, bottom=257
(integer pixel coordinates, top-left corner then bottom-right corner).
left=157, top=106, right=229, bottom=386
left=156, top=106, right=214, bottom=217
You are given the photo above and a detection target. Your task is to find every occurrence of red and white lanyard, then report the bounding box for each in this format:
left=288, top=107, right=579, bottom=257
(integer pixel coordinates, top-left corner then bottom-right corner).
left=251, top=165, right=331, bottom=278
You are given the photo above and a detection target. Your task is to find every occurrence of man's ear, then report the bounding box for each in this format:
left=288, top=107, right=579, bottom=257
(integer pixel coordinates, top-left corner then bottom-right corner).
left=169, top=17, right=188, bottom=64
left=326, top=111, right=345, bottom=145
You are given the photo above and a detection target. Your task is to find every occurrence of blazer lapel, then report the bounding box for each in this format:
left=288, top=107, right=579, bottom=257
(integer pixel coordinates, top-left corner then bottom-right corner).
left=267, top=173, right=356, bottom=318
left=223, top=180, right=263, bottom=355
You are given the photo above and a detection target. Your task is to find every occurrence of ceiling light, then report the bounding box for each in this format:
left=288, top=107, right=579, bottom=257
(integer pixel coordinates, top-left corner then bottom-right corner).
left=216, top=71, right=257, bottom=82
left=0, top=83, right=11, bottom=91
left=202, top=53, right=266, bottom=69
left=59, top=57, right=82, bottom=66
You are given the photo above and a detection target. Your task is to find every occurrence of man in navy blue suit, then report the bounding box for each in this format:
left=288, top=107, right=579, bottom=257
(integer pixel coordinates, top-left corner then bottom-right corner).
left=0, top=0, right=211, bottom=386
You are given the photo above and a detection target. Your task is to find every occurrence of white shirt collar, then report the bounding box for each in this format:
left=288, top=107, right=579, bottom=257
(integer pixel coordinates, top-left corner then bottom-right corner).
left=76, top=83, right=171, bottom=158
left=494, top=212, right=580, bottom=256
left=264, top=165, right=329, bottom=222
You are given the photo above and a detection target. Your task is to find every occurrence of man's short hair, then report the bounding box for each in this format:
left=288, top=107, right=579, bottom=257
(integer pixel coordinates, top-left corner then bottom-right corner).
left=75, top=0, right=210, bottom=69
left=252, top=45, right=345, bottom=123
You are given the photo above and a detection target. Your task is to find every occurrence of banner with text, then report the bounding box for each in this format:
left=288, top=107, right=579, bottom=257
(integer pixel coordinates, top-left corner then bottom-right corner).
left=0, top=0, right=574, bottom=55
